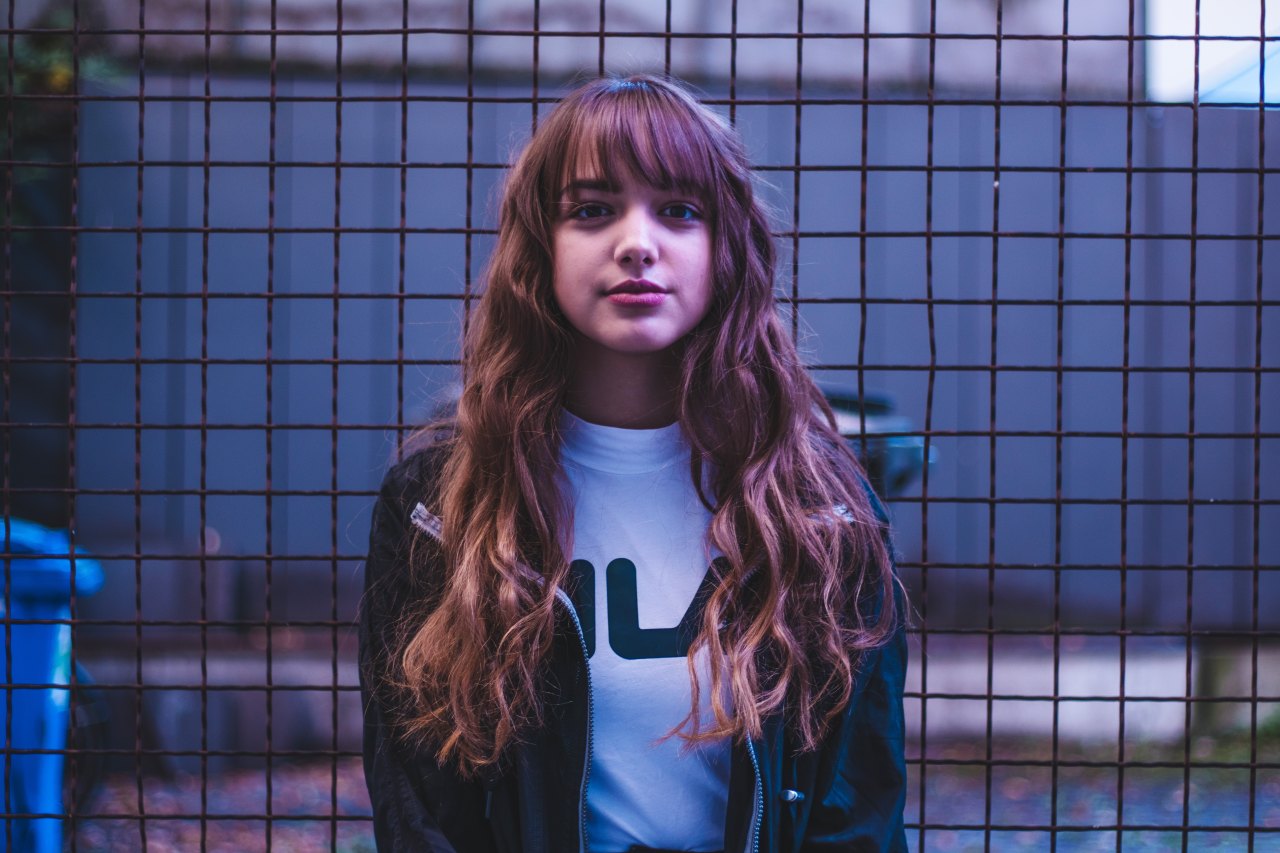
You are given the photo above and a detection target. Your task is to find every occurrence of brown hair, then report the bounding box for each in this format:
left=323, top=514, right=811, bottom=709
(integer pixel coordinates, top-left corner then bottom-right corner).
left=395, top=74, right=901, bottom=776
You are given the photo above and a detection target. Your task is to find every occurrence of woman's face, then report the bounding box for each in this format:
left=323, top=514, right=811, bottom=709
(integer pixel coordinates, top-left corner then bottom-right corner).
left=550, top=166, right=713, bottom=360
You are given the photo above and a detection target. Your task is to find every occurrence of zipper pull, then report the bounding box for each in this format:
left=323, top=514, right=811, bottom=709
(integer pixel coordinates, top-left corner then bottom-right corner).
left=780, top=788, right=805, bottom=803
left=482, top=772, right=498, bottom=820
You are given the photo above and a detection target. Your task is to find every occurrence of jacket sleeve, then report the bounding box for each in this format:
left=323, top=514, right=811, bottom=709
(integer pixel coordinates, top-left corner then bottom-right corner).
left=801, top=485, right=909, bottom=853
left=359, top=453, right=491, bottom=853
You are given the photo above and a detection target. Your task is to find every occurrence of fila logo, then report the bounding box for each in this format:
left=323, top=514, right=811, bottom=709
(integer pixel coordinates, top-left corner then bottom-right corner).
left=566, top=557, right=726, bottom=660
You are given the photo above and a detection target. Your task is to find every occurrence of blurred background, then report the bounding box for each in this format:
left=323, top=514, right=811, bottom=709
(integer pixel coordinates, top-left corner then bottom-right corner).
left=2, top=0, right=1278, bottom=850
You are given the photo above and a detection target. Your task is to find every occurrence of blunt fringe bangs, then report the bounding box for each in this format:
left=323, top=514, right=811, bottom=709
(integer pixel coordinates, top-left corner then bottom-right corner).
left=544, top=78, right=729, bottom=214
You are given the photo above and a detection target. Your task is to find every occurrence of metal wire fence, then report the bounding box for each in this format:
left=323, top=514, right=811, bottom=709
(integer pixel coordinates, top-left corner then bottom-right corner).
left=2, top=0, right=1278, bottom=850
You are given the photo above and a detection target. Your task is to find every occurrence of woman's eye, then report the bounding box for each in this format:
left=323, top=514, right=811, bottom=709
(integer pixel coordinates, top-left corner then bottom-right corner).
left=662, top=203, right=701, bottom=221
left=568, top=202, right=610, bottom=220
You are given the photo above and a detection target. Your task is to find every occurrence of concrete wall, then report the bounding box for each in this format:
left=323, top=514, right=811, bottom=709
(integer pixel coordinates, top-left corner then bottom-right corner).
left=67, top=0, right=1139, bottom=95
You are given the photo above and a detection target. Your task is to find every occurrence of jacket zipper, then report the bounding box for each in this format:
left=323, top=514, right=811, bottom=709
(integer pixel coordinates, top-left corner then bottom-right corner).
left=412, top=504, right=594, bottom=850
left=554, top=587, right=594, bottom=853
left=744, top=736, right=762, bottom=853
left=412, top=506, right=595, bottom=846
left=737, top=560, right=762, bottom=853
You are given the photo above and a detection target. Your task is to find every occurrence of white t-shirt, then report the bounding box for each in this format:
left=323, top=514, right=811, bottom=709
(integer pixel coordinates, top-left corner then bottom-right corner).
left=558, top=409, right=731, bottom=853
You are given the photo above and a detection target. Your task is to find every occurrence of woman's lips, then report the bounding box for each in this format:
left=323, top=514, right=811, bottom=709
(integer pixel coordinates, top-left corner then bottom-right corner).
left=606, top=291, right=667, bottom=306
left=605, top=279, right=667, bottom=306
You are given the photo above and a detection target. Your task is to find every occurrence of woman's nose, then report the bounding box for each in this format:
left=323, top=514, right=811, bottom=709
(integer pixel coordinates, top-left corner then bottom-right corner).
left=614, top=209, right=658, bottom=268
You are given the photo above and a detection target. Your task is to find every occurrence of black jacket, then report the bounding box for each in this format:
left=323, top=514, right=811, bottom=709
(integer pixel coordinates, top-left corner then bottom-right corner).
left=359, top=442, right=908, bottom=853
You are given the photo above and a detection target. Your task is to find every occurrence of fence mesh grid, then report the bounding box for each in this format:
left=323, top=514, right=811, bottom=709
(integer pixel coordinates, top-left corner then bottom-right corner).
left=1, top=0, right=1277, bottom=850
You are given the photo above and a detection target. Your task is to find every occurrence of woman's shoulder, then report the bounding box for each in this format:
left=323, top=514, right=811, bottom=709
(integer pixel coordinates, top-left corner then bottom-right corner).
left=364, top=427, right=456, bottom=623
left=376, top=424, right=456, bottom=515
left=367, top=426, right=455, bottom=577
left=804, top=421, right=892, bottom=528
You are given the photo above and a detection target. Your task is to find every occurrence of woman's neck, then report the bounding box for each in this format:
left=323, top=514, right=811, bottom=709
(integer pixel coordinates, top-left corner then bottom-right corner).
left=562, top=341, right=681, bottom=429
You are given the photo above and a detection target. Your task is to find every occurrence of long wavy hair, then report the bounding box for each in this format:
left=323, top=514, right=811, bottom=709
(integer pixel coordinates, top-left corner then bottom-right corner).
left=395, top=74, right=901, bottom=777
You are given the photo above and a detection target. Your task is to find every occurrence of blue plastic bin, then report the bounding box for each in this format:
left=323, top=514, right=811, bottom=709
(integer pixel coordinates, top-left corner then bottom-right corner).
left=1, top=518, right=102, bottom=853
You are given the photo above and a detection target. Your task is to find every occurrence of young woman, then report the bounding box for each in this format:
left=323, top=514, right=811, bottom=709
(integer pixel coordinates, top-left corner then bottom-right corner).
left=360, top=74, right=907, bottom=853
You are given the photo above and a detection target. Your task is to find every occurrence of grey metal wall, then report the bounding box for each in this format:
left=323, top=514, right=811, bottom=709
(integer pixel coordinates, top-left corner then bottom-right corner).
left=69, top=73, right=1280, bottom=634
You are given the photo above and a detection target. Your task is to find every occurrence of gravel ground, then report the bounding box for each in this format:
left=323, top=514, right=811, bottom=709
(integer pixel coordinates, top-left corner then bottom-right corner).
left=72, top=757, right=375, bottom=853
left=70, top=743, right=1279, bottom=852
